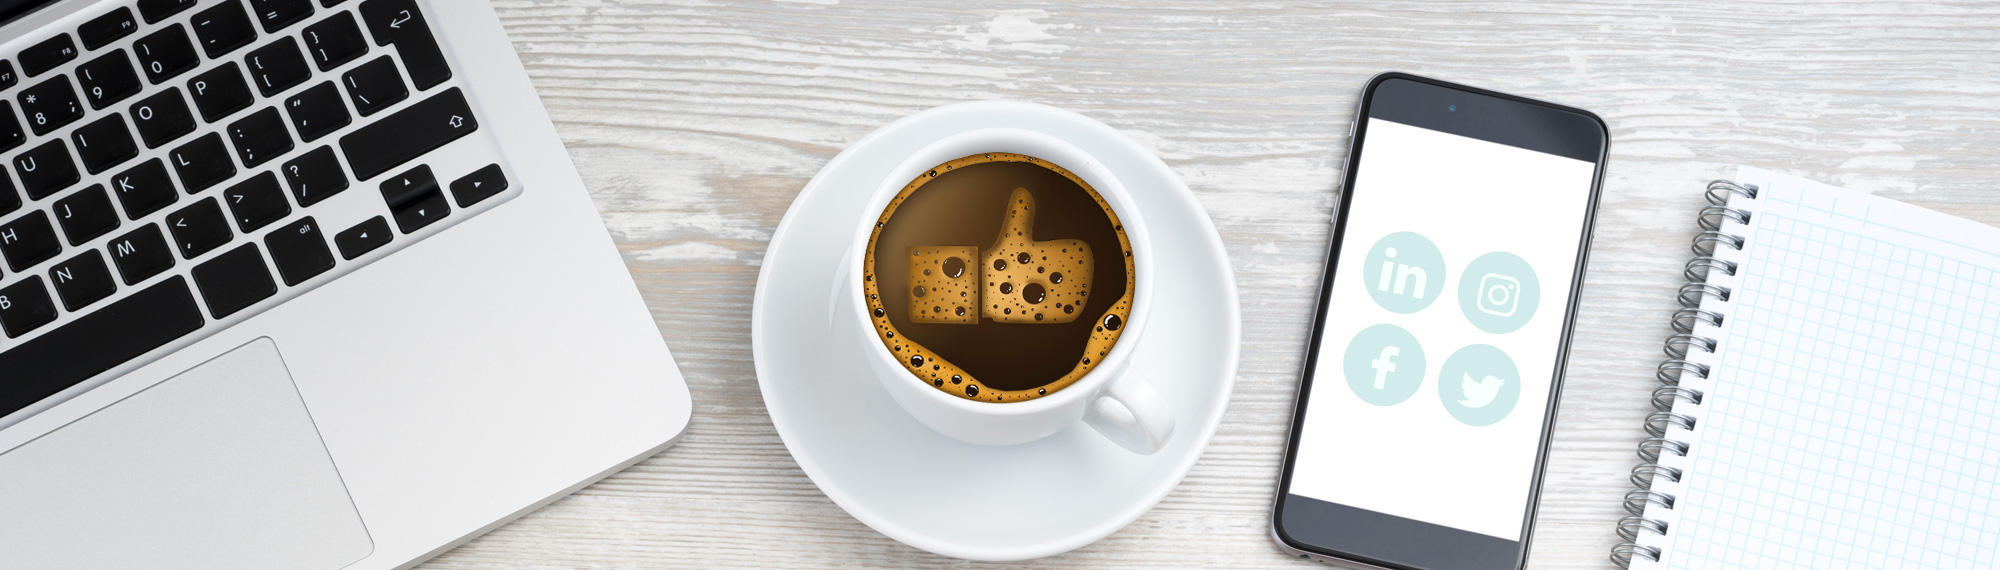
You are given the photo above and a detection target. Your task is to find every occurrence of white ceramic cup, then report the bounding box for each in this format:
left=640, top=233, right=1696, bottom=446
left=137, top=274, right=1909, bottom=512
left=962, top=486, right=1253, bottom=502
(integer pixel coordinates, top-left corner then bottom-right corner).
left=838, top=127, right=1174, bottom=454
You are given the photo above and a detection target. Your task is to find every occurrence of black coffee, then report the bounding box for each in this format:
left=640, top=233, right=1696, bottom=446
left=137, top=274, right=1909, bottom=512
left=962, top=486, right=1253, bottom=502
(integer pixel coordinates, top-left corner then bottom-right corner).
left=864, top=153, right=1134, bottom=402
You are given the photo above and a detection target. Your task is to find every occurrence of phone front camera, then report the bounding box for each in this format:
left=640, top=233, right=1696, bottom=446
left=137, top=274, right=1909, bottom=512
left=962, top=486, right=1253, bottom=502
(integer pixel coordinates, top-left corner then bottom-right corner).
left=1448, top=104, right=1457, bottom=112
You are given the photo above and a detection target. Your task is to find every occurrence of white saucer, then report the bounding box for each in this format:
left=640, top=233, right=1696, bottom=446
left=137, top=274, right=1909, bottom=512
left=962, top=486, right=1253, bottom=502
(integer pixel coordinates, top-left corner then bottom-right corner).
left=751, top=101, right=1240, bottom=561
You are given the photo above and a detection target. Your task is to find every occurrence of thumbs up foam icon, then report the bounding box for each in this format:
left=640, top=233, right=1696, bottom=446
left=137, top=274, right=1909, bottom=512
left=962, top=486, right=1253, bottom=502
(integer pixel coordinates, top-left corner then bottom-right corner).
left=907, top=187, right=1092, bottom=325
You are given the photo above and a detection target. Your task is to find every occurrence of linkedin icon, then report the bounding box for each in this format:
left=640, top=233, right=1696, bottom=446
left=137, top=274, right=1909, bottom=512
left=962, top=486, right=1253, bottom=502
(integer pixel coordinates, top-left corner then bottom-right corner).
left=1361, top=232, right=1446, bottom=314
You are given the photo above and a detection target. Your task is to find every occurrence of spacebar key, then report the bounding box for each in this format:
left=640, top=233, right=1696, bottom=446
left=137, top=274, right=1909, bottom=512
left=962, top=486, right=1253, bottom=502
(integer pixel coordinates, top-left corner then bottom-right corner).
left=339, top=87, right=479, bottom=181
left=0, top=276, right=205, bottom=419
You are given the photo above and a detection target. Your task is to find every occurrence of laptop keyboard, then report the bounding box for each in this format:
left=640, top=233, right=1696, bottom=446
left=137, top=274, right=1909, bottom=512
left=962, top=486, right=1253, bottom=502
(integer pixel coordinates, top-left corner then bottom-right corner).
left=0, top=0, right=517, bottom=420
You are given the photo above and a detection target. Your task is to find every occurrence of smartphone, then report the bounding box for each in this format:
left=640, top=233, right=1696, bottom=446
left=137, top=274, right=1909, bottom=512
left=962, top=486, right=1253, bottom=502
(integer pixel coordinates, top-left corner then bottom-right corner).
left=1270, top=72, right=1607, bottom=570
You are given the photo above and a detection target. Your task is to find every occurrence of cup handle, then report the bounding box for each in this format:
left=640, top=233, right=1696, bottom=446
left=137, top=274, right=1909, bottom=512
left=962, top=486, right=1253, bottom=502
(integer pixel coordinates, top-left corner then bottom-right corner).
left=1083, top=371, right=1175, bottom=454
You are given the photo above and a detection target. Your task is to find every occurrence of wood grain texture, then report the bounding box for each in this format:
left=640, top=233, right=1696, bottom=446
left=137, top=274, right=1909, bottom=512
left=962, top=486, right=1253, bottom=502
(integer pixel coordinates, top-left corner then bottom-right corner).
left=424, top=1, right=2000, bottom=567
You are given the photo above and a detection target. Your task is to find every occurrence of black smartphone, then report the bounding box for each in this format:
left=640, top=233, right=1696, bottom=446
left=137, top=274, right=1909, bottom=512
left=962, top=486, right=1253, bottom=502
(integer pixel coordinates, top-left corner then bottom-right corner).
left=1270, top=73, right=1607, bottom=570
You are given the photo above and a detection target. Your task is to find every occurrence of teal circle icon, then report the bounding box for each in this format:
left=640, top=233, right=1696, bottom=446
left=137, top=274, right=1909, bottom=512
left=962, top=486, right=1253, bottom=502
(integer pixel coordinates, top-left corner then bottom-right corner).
left=1437, top=344, right=1521, bottom=426
left=1457, top=252, right=1540, bottom=334
left=1343, top=324, right=1426, bottom=406
left=1362, top=232, right=1447, bottom=314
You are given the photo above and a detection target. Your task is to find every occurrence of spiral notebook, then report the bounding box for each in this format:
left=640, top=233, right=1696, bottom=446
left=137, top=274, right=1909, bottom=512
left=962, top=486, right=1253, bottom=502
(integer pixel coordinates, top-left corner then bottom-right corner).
left=1610, top=167, right=2000, bottom=569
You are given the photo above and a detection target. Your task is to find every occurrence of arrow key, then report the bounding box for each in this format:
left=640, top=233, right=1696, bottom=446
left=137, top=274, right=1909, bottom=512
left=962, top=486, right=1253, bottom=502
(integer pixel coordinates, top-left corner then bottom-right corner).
left=334, top=215, right=390, bottom=260
left=378, top=163, right=448, bottom=234
left=449, top=163, right=506, bottom=207
left=388, top=188, right=447, bottom=234
left=379, top=164, right=435, bottom=209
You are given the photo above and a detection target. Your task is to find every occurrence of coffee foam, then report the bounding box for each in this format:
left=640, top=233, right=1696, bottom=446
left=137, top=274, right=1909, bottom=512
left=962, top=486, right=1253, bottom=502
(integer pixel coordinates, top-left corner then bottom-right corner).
left=863, top=153, right=1135, bottom=403
left=982, top=188, right=1094, bottom=324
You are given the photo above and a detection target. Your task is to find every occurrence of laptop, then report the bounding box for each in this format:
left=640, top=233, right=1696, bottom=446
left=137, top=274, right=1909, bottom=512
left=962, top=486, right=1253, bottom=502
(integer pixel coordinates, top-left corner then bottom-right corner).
left=0, top=0, right=692, bottom=568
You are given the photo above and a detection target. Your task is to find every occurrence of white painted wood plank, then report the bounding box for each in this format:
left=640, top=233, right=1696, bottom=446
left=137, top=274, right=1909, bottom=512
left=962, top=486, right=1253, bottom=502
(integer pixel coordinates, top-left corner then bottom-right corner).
left=420, top=1, right=2000, bottom=567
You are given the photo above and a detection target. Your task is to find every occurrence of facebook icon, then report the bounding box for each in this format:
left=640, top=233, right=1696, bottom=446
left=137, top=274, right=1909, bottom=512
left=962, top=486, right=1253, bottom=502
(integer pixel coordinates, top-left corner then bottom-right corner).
left=1344, top=323, right=1425, bottom=406
left=1371, top=346, right=1401, bottom=390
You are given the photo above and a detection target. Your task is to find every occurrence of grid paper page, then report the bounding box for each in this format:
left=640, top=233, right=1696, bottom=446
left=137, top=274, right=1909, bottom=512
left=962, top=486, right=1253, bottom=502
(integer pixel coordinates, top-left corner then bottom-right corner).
left=1657, top=168, right=2000, bottom=569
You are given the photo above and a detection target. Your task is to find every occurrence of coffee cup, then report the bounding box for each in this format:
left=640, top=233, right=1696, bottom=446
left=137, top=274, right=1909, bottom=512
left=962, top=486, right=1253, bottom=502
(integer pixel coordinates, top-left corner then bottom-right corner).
left=838, top=127, right=1173, bottom=454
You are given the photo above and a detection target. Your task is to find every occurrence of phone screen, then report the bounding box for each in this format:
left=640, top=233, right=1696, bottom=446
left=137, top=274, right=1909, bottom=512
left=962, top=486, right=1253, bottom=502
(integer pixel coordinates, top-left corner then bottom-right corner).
left=1279, top=76, right=1603, bottom=569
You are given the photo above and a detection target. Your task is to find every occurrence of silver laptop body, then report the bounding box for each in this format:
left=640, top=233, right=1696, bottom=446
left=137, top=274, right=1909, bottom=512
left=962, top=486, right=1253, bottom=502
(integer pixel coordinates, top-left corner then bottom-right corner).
left=0, top=1, right=691, bottom=568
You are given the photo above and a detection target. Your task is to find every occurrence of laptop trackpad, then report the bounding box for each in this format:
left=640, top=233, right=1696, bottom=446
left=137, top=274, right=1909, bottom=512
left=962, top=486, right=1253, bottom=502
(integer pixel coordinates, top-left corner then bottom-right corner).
left=0, top=338, right=372, bottom=569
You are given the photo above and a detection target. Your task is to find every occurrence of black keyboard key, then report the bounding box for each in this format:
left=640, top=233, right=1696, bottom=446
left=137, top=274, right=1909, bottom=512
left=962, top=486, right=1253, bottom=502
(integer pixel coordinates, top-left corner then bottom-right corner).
left=302, top=12, right=366, bottom=72
left=223, top=172, right=289, bottom=232
left=334, top=215, right=387, bottom=259
left=228, top=107, right=291, bottom=167
left=80, top=8, right=140, bottom=51
left=450, top=163, right=507, bottom=207
left=0, top=276, right=57, bottom=337
left=340, top=55, right=403, bottom=116
left=192, top=0, right=258, bottom=59
left=188, top=62, right=252, bottom=122
left=71, top=114, right=139, bottom=174
left=138, top=0, right=199, bottom=24
left=48, top=249, right=115, bottom=311
left=20, top=35, right=78, bottom=78
left=281, top=145, right=345, bottom=206
left=0, top=60, right=16, bottom=89
left=323, top=0, right=346, bottom=6
left=379, top=164, right=430, bottom=207
left=191, top=242, right=274, bottom=318
left=245, top=37, right=309, bottom=97
left=379, top=164, right=446, bottom=233
left=19, top=76, right=83, bottom=135
left=249, top=0, right=314, bottom=33
left=130, top=88, right=195, bottom=148
left=265, top=215, right=331, bottom=285
left=0, top=276, right=203, bottom=417
left=133, top=24, right=199, bottom=84
left=341, top=88, right=473, bottom=180
left=108, top=223, right=174, bottom=284
left=53, top=184, right=119, bottom=245
left=284, top=81, right=347, bottom=142
left=112, top=159, right=178, bottom=219
left=1, top=210, right=59, bottom=271
left=0, top=170, right=16, bottom=216
left=75, top=50, right=142, bottom=109
left=166, top=197, right=230, bottom=258
left=360, top=0, right=449, bottom=90
left=0, top=101, right=22, bottom=153
left=169, top=133, right=235, bottom=193
left=14, top=139, right=79, bottom=200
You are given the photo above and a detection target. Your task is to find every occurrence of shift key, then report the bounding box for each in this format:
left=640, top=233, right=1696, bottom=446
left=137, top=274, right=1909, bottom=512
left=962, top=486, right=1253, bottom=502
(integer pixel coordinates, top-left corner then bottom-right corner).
left=338, top=87, right=476, bottom=181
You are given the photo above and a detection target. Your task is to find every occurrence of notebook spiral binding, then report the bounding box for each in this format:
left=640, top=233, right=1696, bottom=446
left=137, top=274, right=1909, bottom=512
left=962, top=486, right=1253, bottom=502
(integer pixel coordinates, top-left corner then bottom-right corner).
left=1609, top=180, right=1759, bottom=568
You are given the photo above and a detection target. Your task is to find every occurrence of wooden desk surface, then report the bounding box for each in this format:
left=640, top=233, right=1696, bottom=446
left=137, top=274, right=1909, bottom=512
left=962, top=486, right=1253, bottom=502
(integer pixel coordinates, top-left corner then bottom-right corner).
left=428, top=2, right=2000, bottom=567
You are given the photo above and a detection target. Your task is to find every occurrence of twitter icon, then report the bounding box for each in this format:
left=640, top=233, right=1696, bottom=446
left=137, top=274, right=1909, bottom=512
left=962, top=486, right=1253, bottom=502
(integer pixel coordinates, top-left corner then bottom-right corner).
left=1458, top=373, right=1506, bottom=409
left=1439, top=345, right=1520, bottom=426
